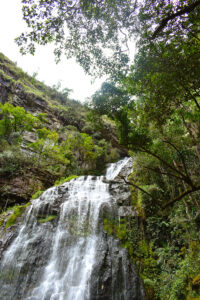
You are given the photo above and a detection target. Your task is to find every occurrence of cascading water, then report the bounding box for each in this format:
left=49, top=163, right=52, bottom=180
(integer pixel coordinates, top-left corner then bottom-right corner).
left=105, top=157, right=131, bottom=181
left=0, top=158, right=145, bottom=300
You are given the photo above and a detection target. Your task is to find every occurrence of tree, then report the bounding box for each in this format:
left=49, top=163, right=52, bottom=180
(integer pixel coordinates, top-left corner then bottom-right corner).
left=144, top=0, right=200, bottom=40
left=91, top=82, right=134, bottom=145
left=17, top=0, right=200, bottom=76
left=109, top=1, right=200, bottom=208
left=124, top=112, right=200, bottom=209
left=91, top=82, right=130, bottom=117
left=125, top=38, right=200, bottom=125
left=17, top=0, right=138, bottom=77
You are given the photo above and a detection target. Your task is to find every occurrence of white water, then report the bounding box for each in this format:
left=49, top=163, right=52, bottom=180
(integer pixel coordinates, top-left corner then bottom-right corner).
left=29, top=176, right=111, bottom=300
left=106, top=157, right=131, bottom=180
left=0, top=158, right=135, bottom=300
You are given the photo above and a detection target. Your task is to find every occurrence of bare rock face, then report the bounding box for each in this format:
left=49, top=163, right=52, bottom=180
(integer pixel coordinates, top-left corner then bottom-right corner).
left=0, top=170, right=57, bottom=211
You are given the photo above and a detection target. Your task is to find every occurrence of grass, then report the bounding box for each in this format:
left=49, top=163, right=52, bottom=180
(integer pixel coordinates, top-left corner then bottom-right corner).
left=31, top=190, right=44, bottom=200
left=54, top=175, right=79, bottom=186
left=38, top=215, right=57, bottom=223
left=4, top=202, right=30, bottom=229
left=0, top=52, right=87, bottom=116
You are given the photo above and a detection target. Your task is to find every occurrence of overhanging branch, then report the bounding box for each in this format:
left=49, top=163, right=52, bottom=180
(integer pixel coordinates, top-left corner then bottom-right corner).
left=121, top=176, right=155, bottom=200
left=152, top=0, right=200, bottom=39
left=162, top=185, right=200, bottom=208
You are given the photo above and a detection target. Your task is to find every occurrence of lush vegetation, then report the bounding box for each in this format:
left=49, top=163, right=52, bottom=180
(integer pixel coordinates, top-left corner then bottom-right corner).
left=1, top=0, right=200, bottom=298
left=31, top=190, right=44, bottom=200
left=74, top=1, right=200, bottom=298
left=89, top=1, right=200, bottom=298
left=0, top=54, right=120, bottom=212
left=0, top=101, right=117, bottom=202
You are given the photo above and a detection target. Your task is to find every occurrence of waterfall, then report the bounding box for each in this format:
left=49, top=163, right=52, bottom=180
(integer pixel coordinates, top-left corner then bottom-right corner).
left=0, top=158, right=145, bottom=300
left=105, top=157, right=131, bottom=181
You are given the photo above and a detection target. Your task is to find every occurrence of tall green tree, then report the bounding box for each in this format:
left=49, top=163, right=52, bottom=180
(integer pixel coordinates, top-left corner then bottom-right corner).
left=91, top=82, right=133, bottom=144
left=17, top=0, right=200, bottom=76
left=91, top=82, right=130, bottom=117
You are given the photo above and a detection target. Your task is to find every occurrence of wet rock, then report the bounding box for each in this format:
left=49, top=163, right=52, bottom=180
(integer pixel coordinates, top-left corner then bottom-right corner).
left=0, top=212, right=22, bottom=260
left=118, top=206, right=137, bottom=217
left=0, top=158, right=143, bottom=300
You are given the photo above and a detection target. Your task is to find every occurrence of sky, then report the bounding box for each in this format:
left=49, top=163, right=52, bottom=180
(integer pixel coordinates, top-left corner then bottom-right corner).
left=0, top=0, right=105, bottom=102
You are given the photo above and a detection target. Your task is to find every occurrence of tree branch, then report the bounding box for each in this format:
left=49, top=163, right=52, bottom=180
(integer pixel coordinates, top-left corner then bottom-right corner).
left=139, top=147, right=193, bottom=186
left=142, top=164, right=184, bottom=182
left=152, top=0, right=200, bottom=39
left=162, top=185, right=200, bottom=208
left=121, top=176, right=155, bottom=200
left=162, top=139, right=191, bottom=181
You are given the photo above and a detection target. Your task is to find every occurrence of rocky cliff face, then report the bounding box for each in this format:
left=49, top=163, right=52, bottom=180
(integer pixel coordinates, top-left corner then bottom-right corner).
left=0, top=158, right=144, bottom=300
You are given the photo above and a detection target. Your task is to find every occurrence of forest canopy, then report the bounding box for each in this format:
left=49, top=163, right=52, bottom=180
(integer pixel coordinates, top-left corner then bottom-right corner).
left=17, top=0, right=200, bottom=76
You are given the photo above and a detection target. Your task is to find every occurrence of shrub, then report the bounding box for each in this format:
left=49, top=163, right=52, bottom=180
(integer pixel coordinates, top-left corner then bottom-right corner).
left=0, top=145, right=33, bottom=176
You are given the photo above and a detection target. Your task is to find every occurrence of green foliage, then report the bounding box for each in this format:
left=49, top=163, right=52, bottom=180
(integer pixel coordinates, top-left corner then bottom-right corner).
left=31, top=190, right=44, bottom=200
left=29, top=127, right=70, bottom=174
left=82, top=124, right=94, bottom=135
left=86, top=111, right=105, bottom=132
left=91, top=82, right=131, bottom=118
left=29, top=128, right=106, bottom=176
left=61, top=132, right=104, bottom=164
left=23, top=84, right=46, bottom=100
left=50, top=84, right=73, bottom=105
left=0, top=69, right=15, bottom=84
left=4, top=202, right=30, bottom=229
left=3, top=2, right=200, bottom=298
left=7, top=1, right=200, bottom=299
left=0, top=98, right=116, bottom=182
left=65, top=125, right=78, bottom=132
left=17, top=0, right=136, bottom=76
left=156, top=241, right=200, bottom=299
left=0, top=102, right=42, bottom=143
left=54, top=175, right=79, bottom=186
left=97, top=9, right=200, bottom=297
left=103, top=216, right=159, bottom=295
left=0, top=144, right=34, bottom=176
left=90, top=83, right=135, bottom=145
left=18, top=0, right=200, bottom=79
left=37, top=215, right=57, bottom=223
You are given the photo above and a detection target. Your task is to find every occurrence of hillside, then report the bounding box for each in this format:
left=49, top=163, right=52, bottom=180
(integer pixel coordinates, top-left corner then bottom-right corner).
left=0, top=52, right=126, bottom=211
